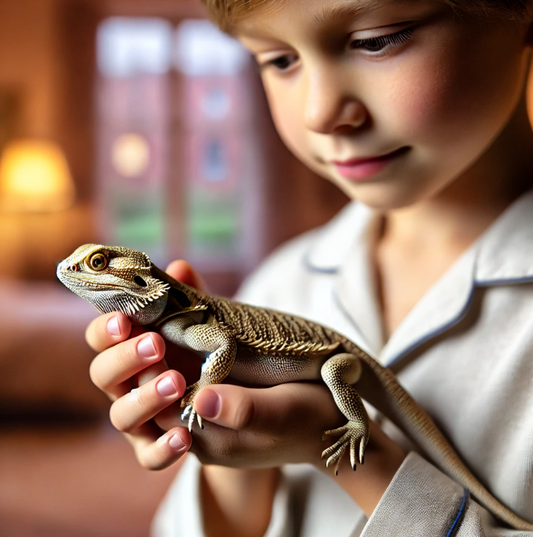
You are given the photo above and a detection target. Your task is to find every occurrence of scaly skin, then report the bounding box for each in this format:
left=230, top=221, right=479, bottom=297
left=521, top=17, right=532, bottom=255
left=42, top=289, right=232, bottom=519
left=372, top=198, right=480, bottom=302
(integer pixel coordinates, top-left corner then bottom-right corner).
left=57, top=244, right=533, bottom=531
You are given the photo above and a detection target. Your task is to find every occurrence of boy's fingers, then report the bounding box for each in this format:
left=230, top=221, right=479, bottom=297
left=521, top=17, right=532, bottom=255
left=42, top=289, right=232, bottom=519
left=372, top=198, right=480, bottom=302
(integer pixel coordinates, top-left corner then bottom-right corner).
left=110, top=370, right=186, bottom=433
left=85, top=312, right=132, bottom=352
left=194, top=383, right=338, bottom=434
left=152, top=400, right=187, bottom=431
left=134, top=427, right=192, bottom=471
left=89, top=332, right=166, bottom=397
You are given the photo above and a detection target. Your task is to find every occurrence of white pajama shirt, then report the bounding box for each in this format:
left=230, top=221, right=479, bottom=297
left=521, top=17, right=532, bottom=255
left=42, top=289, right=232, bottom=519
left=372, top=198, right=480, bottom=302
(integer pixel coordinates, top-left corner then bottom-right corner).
left=153, top=190, right=533, bottom=536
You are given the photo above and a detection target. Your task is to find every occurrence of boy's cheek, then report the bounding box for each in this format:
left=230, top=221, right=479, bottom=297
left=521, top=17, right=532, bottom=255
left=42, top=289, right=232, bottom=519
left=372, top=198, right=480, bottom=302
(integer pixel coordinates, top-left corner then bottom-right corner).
left=265, top=89, right=295, bottom=135
left=385, top=58, right=511, bottom=149
left=268, top=98, right=310, bottom=159
left=381, top=52, right=468, bottom=132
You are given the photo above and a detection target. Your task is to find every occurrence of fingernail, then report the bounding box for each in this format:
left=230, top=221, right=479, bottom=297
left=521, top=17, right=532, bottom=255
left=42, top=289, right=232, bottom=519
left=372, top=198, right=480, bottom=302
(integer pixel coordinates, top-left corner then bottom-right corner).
left=168, top=433, right=187, bottom=451
left=156, top=375, right=177, bottom=397
left=197, top=389, right=221, bottom=419
left=106, top=316, right=121, bottom=336
left=137, top=335, right=157, bottom=360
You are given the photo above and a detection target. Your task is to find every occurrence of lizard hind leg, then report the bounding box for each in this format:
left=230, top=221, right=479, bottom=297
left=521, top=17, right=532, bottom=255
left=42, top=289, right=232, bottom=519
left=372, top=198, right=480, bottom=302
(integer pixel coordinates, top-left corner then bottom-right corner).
left=320, top=354, right=370, bottom=472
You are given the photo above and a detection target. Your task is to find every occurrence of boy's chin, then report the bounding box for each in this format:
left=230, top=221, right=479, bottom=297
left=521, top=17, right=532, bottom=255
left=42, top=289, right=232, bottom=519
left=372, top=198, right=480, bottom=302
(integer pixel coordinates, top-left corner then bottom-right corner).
left=325, top=177, right=434, bottom=212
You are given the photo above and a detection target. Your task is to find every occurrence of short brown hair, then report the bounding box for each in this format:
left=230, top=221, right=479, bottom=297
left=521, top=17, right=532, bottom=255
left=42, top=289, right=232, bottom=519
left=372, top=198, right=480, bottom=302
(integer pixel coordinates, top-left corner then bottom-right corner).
left=201, top=0, right=532, bottom=33
left=446, top=0, right=532, bottom=21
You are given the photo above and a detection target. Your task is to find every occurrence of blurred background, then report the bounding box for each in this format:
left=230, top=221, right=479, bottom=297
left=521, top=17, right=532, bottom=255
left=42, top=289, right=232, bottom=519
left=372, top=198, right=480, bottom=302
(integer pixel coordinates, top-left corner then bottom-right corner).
left=0, top=0, right=348, bottom=535
left=1, top=1, right=532, bottom=535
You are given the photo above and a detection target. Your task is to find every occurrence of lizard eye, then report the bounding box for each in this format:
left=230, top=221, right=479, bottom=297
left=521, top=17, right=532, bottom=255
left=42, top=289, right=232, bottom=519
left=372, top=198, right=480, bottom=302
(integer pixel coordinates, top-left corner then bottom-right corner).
left=88, top=253, right=108, bottom=271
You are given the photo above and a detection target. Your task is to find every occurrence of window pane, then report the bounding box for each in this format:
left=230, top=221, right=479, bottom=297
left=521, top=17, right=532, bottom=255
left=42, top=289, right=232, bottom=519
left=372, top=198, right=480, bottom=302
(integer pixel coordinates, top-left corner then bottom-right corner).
left=96, top=18, right=172, bottom=264
left=174, top=19, right=254, bottom=267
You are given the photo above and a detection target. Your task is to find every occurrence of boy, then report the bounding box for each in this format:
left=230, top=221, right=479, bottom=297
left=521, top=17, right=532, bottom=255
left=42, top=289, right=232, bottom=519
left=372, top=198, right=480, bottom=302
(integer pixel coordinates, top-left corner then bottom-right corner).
left=86, top=0, right=533, bottom=534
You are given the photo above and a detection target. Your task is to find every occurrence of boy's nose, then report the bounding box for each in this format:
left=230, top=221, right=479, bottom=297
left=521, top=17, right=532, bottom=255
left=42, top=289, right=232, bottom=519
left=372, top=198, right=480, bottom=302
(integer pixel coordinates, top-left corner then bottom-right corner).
left=303, top=70, right=367, bottom=134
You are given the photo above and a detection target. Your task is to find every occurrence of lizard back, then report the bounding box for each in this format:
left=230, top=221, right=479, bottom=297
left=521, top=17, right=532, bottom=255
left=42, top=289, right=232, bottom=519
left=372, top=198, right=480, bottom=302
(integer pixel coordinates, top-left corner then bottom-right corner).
left=203, top=295, right=342, bottom=357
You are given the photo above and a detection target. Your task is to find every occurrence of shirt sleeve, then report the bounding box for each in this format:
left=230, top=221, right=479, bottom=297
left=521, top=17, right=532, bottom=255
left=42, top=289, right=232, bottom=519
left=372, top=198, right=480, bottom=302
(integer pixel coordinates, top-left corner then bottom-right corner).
left=151, top=454, right=294, bottom=537
left=362, top=451, right=533, bottom=536
left=152, top=454, right=369, bottom=537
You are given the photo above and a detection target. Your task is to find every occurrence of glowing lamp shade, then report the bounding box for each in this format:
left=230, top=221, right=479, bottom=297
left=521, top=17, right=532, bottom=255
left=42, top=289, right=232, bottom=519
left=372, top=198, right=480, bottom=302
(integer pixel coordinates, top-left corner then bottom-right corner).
left=0, top=139, right=75, bottom=211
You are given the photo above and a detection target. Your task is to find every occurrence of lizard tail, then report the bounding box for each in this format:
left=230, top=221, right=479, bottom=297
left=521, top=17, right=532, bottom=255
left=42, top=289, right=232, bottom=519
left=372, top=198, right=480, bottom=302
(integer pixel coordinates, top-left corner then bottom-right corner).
left=357, top=350, right=533, bottom=531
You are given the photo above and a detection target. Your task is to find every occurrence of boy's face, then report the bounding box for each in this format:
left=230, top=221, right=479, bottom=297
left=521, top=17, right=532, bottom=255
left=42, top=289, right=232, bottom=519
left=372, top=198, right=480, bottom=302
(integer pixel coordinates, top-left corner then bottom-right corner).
left=236, top=0, right=532, bottom=209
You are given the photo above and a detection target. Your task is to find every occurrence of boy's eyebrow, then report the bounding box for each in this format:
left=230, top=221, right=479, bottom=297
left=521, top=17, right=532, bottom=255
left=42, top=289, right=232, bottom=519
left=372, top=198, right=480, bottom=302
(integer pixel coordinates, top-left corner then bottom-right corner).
left=311, top=0, right=385, bottom=25
left=237, top=0, right=423, bottom=40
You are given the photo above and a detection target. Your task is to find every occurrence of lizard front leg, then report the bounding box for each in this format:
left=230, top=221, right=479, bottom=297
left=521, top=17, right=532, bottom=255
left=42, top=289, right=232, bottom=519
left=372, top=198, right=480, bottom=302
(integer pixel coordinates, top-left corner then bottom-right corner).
left=160, top=318, right=237, bottom=431
left=320, top=353, right=370, bottom=474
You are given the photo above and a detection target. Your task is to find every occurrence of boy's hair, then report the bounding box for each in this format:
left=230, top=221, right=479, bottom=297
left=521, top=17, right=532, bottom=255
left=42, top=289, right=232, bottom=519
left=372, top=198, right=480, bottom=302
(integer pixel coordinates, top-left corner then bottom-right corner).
left=201, top=0, right=532, bottom=33
left=449, top=0, right=532, bottom=21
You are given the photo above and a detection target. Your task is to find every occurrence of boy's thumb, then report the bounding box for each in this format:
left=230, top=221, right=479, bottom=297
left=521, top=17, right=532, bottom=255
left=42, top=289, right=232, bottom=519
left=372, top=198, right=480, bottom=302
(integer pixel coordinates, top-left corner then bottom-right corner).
left=194, top=384, right=271, bottom=432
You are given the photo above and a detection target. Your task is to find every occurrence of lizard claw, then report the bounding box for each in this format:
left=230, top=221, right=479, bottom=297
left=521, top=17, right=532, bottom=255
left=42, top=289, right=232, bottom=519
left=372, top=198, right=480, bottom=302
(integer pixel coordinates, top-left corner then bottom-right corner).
left=321, top=421, right=369, bottom=472
left=181, top=405, right=204, bottom=431
left=180, top=404, right=192, bottom=423
left=180, top=382, right=205, bottom=431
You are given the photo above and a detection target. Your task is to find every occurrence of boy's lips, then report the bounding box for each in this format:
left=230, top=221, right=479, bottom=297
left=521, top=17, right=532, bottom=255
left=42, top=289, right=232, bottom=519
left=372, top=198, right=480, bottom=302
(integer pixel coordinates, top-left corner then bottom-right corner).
left=332, top=147, right=409, bottom=181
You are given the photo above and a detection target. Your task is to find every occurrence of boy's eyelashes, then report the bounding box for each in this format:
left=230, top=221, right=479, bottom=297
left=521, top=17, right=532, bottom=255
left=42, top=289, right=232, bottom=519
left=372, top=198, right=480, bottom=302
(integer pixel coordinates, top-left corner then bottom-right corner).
left=350, top=27, right=414, bottom=54
left=254, top=26, right=415, bottom=72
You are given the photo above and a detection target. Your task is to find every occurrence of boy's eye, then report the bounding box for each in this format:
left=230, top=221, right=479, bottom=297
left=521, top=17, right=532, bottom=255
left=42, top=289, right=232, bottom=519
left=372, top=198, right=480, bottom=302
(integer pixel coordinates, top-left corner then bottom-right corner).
left=260, top=54, right=298, bottom=72
left=350, top=28, right=414, bottom=54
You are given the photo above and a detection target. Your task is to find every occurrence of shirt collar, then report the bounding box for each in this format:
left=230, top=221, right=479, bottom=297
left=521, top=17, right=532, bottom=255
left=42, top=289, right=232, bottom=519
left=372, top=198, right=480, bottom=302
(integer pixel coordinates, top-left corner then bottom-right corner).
left=305, top=190, right=533, bottom=281
left=474, top=189, right=533, bottom=285
left=304, top=201, right=386, bottom=356
left=303, top=189, right=533, bottom=364
left=303, top=201, right=372, bottom=274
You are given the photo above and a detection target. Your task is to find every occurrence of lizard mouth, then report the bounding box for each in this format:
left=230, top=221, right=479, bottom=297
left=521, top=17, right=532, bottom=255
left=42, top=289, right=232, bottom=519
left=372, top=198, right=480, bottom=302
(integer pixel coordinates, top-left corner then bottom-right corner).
left=56, top=268, right=110, bottom=290
left=58, top=272, right=158, bottom=296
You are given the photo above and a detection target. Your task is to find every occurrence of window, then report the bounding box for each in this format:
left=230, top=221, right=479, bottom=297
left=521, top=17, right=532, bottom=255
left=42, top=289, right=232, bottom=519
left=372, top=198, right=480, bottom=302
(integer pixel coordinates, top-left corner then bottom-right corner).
left=96, top=17, right=172, bottom=263
left=96, top=17, right=261, bottom=282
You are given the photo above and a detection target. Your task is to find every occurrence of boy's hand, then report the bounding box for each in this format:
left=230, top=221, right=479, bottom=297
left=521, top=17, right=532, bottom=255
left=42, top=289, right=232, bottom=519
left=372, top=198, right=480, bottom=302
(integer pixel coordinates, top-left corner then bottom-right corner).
left=187, top=383, right=344, bottom=467
left=178, top=383, right=405, bottom=516
left=85, top=260, right=205, bottom=470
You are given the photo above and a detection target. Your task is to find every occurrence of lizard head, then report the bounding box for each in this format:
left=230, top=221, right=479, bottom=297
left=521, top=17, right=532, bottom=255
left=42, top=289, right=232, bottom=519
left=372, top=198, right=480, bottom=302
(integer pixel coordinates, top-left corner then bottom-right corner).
left=57, top=244, right=171, bottom=321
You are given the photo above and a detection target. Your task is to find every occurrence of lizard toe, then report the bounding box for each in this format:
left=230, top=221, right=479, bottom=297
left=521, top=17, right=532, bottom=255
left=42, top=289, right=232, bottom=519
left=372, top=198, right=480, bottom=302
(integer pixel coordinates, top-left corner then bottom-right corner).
left=322, top=421, right=369, bottom=472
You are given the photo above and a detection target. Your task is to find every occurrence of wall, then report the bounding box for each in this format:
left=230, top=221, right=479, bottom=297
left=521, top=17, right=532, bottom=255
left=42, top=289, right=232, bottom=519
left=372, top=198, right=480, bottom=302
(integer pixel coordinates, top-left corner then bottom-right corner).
left=0, top=0, right=99, bottom=201
left=0, top=0, right=60, bottom=139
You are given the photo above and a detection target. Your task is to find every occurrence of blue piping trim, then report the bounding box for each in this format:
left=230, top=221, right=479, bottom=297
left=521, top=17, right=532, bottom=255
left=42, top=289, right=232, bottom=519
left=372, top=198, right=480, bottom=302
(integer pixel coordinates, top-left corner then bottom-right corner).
left=302, top=251, right=339, bottom=275
left=475, top=275, right=533, bottom=287
left=446, top=489, right=469, bottom=537
left=385, top=274, right=533, bottom=367
left=385, top=282, right=476, bottom=367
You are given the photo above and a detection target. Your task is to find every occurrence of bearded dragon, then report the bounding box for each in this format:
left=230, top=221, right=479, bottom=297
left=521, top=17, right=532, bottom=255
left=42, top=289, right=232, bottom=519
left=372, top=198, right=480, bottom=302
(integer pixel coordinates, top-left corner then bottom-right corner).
left=57, top=243, right=533, bottom=531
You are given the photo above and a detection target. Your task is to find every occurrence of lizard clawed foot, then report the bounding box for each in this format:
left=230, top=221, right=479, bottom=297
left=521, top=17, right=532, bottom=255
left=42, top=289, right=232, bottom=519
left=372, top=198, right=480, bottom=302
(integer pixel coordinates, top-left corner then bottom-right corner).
left=180, top=382, right=205, bottom=431
left=180, top=404, right=204, bottom=431
left=321, top=421, right=369, bottom=473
